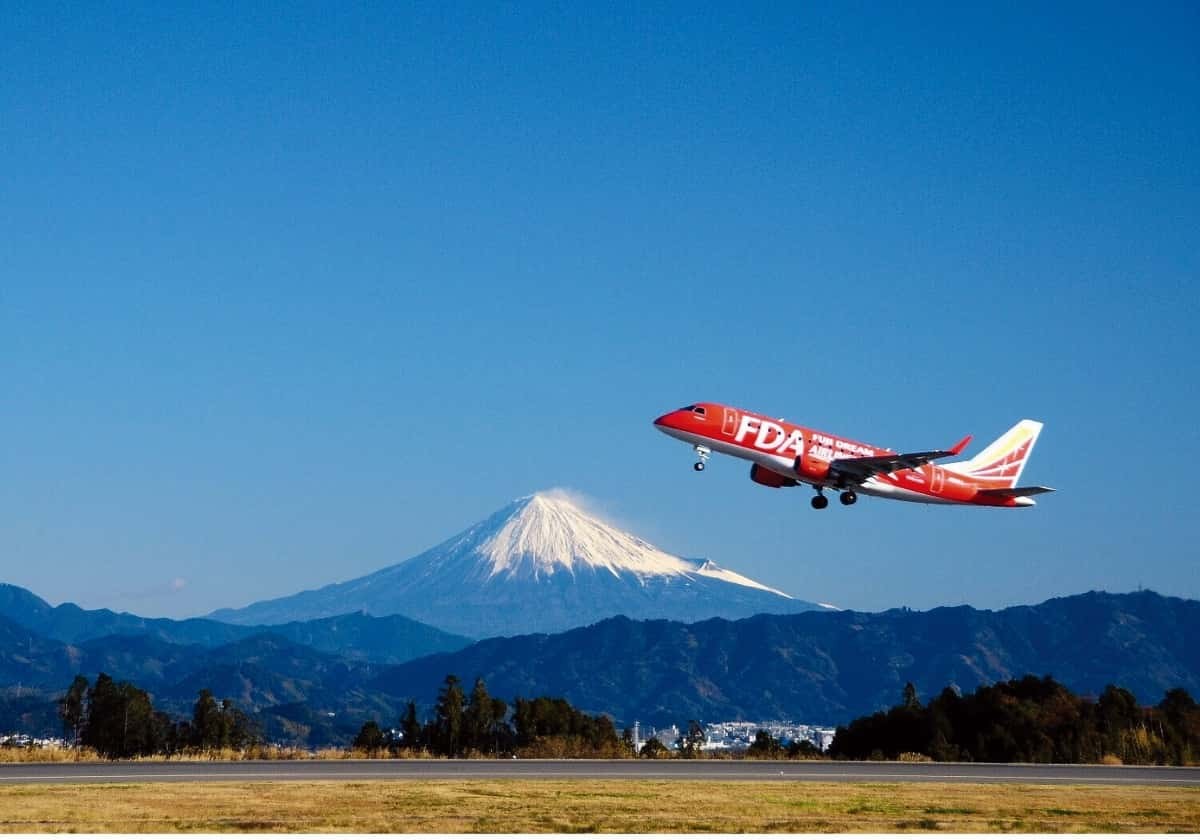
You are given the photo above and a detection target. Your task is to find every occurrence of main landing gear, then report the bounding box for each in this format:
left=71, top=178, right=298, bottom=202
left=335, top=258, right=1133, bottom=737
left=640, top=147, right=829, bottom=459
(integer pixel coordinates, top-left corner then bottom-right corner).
left=692, top=445, right=711, bottom=472
left=810, top=487, right=857, bottom=509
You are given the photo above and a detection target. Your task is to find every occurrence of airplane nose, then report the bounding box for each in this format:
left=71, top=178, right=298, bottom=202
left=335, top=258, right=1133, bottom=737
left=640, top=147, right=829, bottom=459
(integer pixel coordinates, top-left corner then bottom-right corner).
left=653, top=411, right=683, bottom=431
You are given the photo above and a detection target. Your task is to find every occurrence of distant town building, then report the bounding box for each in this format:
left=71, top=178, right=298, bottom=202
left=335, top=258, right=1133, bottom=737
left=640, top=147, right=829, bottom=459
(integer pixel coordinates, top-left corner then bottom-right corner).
left=1, top=734, right=67, bottom=749
left=639, top=721, right=835, bottom=752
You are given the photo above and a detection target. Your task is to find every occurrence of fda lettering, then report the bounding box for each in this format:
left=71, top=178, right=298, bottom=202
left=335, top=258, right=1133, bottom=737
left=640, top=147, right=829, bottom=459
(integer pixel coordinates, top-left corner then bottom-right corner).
left=735, top=415, right=806, bottom=457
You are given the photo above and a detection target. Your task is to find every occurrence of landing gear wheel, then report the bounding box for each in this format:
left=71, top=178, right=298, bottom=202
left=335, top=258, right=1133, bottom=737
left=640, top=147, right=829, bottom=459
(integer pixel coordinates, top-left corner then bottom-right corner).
left=811, top=495, right=829, bottom=510
left=840, top=490, right=857, bottom=506
left=693, top=462, right=705, bottom=472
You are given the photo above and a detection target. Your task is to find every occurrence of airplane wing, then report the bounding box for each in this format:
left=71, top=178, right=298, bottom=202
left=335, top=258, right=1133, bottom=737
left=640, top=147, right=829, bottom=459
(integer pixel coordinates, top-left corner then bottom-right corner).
left=828, top=435, right=972, bottom=484
left=974, top=485, right=1056, bottom=499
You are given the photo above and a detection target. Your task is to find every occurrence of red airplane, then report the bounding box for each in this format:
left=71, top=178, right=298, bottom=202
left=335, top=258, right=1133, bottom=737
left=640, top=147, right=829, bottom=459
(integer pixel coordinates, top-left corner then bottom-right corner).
left=653, top=403, right=1054, bottom=509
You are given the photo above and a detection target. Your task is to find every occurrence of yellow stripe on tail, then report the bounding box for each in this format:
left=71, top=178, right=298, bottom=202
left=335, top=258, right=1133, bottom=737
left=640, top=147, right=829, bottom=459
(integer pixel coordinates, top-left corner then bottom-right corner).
left=943, top=419, right=1044, bottom=489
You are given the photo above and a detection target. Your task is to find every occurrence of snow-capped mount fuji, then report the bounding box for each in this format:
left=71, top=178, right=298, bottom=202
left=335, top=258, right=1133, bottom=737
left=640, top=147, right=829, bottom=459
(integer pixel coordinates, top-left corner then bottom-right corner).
left=208, top=492, right=829, bottom=638
left=471, top=494, right=789, bottom=594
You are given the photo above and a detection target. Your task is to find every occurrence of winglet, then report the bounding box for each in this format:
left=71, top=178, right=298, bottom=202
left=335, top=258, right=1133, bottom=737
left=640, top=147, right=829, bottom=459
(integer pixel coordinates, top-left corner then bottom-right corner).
left=949, top=434, right=972, bottom=456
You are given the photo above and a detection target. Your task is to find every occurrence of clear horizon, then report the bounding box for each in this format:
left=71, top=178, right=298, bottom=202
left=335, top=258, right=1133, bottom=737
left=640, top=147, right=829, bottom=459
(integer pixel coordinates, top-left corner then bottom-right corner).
left=4, top=3, right=1197, bottom=618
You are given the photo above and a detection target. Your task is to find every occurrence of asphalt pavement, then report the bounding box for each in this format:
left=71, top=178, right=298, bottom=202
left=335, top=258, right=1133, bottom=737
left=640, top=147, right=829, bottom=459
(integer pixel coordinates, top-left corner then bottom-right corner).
left=1, top=759, right=1197, bottom=786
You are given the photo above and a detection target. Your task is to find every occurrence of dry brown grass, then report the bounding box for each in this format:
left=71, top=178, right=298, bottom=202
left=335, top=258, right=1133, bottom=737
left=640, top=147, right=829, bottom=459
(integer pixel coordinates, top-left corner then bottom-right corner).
left=1, top=779, right=1197, bottom=833
left=0, top=746, right=460, bottom=763
left=0, top=746, right=102, bottom=763
left=0, top=746, right=349, bottom=763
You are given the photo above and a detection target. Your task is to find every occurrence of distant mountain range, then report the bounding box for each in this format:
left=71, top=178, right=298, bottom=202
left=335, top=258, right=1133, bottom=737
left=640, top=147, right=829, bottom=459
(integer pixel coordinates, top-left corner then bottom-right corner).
left=0, top=583, right=471, bottom=664
left=0, top=611, right=401, bottom=745
left=3, top=585, right=1196, bottom=744
left=370, top=590, right=1200, bottom=725
left=0, top=581, right=471, bottom=744
left=209, top=492, right=829, bottom=636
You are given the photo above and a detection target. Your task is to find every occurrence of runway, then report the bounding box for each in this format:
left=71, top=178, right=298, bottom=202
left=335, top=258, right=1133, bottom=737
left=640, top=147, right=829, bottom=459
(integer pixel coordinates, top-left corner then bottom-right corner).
left=1, top=759, right=1197, bottom=786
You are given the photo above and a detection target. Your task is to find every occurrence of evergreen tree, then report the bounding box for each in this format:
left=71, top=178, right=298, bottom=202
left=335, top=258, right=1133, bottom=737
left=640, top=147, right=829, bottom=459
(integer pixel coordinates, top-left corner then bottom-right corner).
left=116, top=683, right=158, bottom=757
left=400, top=701, right=422, bottom=751
left=353, top=720, right=386, bottom=754
left=511, top=696, right=619, bottom=756
left=80, top=673, right=160, bottom=759
left=192, top=689, right=225, bottom=750
left=463, top=677, right=495, bottom=754
left=488, top=696, right=512, bottom=755
left=433, top=675, right=465, bottom=756
left=157, top=712, right=186, bottom=755
left=82, top=673, right=122, bottom=758
left=1097, top=684, right=1141, bottom=760
left=1158, top=688, right=1200, bottom=764
left=57, top=675, right=89, bottom=746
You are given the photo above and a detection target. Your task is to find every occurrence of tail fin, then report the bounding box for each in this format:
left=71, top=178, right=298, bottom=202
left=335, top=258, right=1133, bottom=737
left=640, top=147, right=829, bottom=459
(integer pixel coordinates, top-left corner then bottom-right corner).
left=943, top=420, right=1044, bottom=489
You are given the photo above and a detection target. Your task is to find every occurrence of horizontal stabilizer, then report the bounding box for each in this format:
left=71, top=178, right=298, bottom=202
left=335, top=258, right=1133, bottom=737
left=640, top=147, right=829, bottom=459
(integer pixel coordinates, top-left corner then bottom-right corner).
left=975, top=485, right=1056, bottom=499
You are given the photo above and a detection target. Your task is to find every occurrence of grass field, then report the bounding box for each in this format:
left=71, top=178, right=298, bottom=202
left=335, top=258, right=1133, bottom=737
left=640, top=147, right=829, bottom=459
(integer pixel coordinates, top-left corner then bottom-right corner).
left=2, top=779, right=1198, bottom=832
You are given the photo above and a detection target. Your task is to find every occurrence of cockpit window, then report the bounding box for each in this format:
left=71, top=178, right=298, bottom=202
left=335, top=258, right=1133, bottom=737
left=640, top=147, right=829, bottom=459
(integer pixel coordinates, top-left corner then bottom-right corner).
left=691, top=406, right=707, bottom=416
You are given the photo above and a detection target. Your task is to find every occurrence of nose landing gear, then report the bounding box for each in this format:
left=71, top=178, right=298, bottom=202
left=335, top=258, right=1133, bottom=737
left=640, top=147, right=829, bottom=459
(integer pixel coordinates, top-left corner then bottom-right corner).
left=839, top=490, right=858, bottom=506
left=692, top=445, right=711, bottom=472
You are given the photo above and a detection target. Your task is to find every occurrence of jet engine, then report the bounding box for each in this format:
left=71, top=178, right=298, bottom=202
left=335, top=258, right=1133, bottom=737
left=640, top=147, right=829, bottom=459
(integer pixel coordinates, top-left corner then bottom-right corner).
left=749, top=464, right=797, bottom=488
left=794, top=451, right=831, bottom=482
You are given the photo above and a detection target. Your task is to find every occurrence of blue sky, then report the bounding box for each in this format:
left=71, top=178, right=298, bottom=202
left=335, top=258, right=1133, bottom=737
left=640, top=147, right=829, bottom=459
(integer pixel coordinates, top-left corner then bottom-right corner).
left=3, top=2, right=1197, bottom=618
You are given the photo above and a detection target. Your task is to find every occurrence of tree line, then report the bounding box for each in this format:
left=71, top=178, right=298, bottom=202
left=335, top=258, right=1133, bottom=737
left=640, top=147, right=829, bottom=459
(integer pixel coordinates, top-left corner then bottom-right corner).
left=353, top=675, right=629, bottom=758
left=351, top=677, right=817, bottom=759
left=57, top=673, right=260, bottom=759
left=55, top=669, right=1200, bottom=764
left=830, top=675, right=1200, bottom=765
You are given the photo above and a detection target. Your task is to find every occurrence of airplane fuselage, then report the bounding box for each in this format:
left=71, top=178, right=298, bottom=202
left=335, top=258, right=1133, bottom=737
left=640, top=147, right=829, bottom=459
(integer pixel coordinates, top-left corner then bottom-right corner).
left=654, top=403, right=1047, bottom=508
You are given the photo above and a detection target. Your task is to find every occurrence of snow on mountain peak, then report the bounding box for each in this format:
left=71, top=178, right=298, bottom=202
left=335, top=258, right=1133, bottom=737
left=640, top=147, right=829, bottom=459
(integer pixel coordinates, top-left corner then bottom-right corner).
left=476, top=492, right=697, bottom=580
left=690, top=558, right=793, bottom=599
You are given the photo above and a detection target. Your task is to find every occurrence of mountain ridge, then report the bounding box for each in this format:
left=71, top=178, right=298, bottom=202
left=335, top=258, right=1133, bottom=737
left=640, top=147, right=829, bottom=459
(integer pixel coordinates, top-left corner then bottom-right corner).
left=0, top=583, right=471, bottom=664
left=371, top=589, right=1200, bottom=725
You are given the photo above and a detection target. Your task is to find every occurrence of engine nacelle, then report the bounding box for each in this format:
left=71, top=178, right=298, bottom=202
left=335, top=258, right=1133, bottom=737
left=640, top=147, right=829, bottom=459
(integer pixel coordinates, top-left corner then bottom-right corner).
left=750, top=464, right=797, bottom=488
left=794, top=451, right=831, bottom=482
